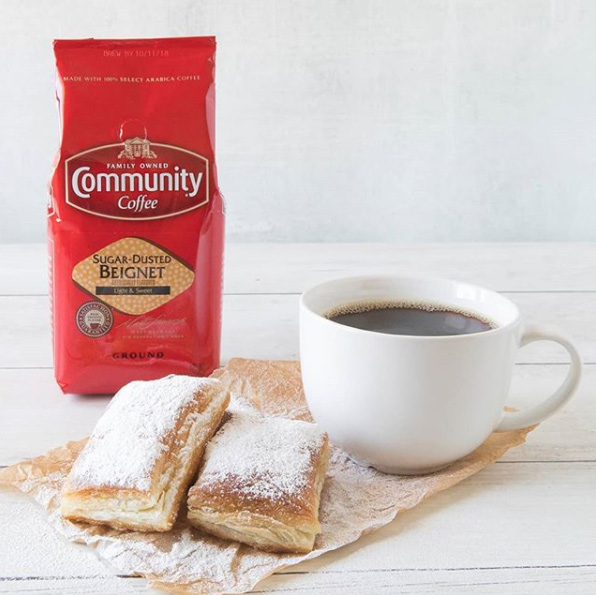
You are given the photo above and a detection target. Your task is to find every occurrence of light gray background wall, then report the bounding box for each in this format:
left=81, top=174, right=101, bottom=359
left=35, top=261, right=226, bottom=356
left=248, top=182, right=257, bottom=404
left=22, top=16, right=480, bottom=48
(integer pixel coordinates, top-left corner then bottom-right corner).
left=0, top=0, right=594, bottom=243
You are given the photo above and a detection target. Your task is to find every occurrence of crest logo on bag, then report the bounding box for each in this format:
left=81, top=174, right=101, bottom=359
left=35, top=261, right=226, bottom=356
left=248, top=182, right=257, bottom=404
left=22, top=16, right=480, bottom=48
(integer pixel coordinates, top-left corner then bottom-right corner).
left=118, top=137, right=157, bottom=160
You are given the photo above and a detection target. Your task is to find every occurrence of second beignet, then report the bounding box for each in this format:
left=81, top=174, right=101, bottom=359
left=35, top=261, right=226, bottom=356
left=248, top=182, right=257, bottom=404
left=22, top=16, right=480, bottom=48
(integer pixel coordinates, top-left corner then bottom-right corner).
left=187, top=410, right=330, bottom=553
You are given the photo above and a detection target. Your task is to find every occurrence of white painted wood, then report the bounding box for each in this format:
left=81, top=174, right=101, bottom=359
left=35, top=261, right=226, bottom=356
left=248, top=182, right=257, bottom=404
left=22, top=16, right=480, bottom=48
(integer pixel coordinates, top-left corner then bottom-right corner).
left=0, top=369, right=109, bottom=465
left=0, top=245, right=48, bottom=296
left=0, top=578, right=155, bottom=595
left=2, top=567, right=595, bottom=595
left=0, top=365, right=594, bottom=467
left=0, top=243, right=594, bottom=296
left=0, top=292, right=593, bottom=368
left=256, top=565, right=596, bottom=595
left=2, top=567, right=596, bottom=595
left=502, top=365, right=596, bottom=462
left=223, top=243, right=596, bottom=295
left=1, top=463, right=595, bottom=593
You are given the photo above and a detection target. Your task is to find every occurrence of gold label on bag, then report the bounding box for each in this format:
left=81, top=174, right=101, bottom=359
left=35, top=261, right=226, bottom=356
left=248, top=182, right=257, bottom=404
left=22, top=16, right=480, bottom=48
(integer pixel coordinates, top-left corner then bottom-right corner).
left=72, top=237, right=195, bottom=315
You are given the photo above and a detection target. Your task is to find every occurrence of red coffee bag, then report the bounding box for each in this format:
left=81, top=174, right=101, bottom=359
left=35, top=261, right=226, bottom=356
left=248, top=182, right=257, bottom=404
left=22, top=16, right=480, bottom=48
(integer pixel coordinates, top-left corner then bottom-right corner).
left=49, top=37, right=224, bottom=394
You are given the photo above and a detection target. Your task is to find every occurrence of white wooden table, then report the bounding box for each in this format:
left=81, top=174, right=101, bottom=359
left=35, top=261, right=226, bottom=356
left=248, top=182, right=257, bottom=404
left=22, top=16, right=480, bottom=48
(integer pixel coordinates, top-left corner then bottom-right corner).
left=1, top=243, right=595, bottom=595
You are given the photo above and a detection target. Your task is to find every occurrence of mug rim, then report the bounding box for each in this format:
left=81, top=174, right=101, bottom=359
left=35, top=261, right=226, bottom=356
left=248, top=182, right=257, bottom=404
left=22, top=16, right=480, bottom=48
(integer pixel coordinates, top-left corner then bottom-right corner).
left=300, top=274, right=521, bottom=341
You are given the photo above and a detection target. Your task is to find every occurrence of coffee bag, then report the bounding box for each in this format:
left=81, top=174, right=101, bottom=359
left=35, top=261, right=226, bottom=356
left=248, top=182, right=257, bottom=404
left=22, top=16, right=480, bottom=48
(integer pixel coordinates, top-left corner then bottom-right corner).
left=49, top=37, right=224, bottom=394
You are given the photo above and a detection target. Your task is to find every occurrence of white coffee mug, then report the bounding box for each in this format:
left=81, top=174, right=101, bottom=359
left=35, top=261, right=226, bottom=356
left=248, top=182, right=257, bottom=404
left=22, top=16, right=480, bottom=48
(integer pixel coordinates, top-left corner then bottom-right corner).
left=299, top=276, right=582, bottom=475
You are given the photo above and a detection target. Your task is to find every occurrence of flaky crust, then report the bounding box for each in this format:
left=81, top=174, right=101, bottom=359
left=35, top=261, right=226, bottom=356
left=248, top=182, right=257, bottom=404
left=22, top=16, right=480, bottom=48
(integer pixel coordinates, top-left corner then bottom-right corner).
left=187, top=416, right=330, bottom=553
left=61, top=377, right=230, bottom=532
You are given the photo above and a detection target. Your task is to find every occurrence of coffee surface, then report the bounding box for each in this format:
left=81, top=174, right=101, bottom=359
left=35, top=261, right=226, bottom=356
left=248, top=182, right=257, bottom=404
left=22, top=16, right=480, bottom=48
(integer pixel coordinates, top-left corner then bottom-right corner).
left=327, top=301, right=495, bottom=336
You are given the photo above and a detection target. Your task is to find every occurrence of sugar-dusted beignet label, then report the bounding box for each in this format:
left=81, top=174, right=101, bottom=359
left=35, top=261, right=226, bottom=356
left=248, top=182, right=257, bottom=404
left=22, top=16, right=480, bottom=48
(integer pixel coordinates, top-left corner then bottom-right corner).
left=72, top=237, right=194, bottom=315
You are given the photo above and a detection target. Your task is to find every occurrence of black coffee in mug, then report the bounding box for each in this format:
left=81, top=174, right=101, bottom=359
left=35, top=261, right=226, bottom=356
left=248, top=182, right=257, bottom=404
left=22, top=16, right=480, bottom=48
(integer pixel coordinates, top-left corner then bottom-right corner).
left=326, top=301, right=495, bottom=337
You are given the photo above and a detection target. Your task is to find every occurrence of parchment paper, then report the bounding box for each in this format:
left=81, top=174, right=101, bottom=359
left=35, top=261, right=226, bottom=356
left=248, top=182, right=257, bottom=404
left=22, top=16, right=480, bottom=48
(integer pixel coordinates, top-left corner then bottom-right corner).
left=0, top=359, right=534, bottom=594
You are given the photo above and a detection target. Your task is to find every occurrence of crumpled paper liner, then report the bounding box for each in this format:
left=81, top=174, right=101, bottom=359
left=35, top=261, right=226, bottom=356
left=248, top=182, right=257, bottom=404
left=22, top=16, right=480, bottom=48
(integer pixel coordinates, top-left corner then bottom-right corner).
left=0, top=358, right=534, bottom=594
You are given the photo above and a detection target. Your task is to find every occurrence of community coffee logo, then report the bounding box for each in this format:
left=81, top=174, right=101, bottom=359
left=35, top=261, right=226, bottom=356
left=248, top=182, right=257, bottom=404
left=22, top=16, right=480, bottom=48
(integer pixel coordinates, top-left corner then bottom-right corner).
left=64, top=129, right=209, bottom=220
left=75, top=301, right=114, bottom=337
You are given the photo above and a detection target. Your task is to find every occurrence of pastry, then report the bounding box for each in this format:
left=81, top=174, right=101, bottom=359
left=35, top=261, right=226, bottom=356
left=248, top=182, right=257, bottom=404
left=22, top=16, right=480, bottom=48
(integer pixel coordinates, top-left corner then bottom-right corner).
left=61, top=375, right=230, bottom=532
left=187, top=410, right=330, bottom=553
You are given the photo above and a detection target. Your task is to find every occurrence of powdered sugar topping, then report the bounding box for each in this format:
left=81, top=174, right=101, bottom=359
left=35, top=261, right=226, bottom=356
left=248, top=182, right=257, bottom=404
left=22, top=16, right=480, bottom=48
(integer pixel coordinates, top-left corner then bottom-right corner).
left=67, top=375, right=219, bottom=492
left=198, top=410, right=326, bottom=502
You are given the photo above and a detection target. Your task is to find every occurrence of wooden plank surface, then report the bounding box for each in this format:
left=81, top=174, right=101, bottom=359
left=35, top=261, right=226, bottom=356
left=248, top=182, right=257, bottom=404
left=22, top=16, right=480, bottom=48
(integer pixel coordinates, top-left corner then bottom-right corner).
left=0, top=243, right=594, bottom=296
left=1, top=463, right=595, bottom=592
left=2, top=567, right=596, bottom=595
left=0, top=292, right=593, bottom=368
left=0, top=243, right=594, bottom=594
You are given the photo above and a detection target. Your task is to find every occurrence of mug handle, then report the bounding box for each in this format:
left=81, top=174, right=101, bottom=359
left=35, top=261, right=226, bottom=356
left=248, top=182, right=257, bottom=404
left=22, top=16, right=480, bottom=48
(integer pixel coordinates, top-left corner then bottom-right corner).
left=495, top=324, right=583, bottom=432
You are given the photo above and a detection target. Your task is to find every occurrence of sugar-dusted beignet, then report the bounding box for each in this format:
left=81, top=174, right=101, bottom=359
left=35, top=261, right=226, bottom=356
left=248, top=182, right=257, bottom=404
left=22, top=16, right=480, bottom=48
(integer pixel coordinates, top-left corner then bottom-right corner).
left=187, top=410, right=330, bottom=553
left=61, top=375, right=230, bottom=532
